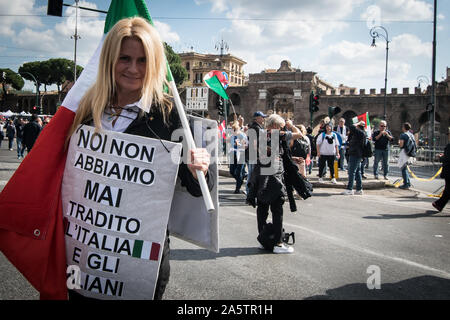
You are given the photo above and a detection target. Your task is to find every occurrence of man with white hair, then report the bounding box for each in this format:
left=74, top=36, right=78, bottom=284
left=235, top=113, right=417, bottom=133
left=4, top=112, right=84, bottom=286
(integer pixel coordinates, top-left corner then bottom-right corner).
left=247, top=114, right=295, bottom=254
left=371, top=120, right=393, bottom=180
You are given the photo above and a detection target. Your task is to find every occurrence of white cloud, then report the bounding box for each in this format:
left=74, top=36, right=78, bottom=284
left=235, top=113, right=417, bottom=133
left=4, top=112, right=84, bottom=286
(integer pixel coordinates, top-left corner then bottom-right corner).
left=0, top=0, right=43, bottom=36
left=313, top=33, right=431, bottom=90
left=154, top=21, right=180, bottom=44
left=361, top=0, right=433, bottom=21
left=390, top=33, right=431, bottom=58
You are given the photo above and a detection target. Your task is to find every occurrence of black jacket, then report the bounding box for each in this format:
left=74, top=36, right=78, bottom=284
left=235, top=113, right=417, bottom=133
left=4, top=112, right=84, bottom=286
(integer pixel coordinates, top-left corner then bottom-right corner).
left=347, top=125, right=366, bottom=158
left=23, top=121, right=41, bottom=149
left=441, top=143, right=450, bottom=179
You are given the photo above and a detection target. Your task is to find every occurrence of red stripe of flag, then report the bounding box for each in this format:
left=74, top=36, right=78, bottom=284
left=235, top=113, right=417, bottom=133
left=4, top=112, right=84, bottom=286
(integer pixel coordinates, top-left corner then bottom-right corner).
left=150, top=242, right=161, bottom=261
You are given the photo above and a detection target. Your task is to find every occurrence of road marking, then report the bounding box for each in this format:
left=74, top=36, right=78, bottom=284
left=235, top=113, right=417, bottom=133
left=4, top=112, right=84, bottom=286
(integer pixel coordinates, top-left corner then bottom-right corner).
left=232, top=206, right=450, bottom=279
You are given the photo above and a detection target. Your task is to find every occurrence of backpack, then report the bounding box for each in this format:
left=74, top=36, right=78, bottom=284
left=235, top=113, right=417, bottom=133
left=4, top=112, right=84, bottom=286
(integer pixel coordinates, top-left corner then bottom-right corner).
left=363, top=138, right=373, bottom=158
left=405, top=132, right=417, bottom=157
left=257, top=223, right=295, bottom=251
left=291, top=138, right=310, bottom=158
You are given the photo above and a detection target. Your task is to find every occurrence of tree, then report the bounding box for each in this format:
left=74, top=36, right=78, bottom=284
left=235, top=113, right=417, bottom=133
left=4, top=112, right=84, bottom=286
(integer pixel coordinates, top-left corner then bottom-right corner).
left=0, top=68, right=24, bottom=109
left=19, top=61, right=43, bottom=92
left=19, top=59, right=83, bottom=105
left=164, top=42, right=187, bottom=87
left=46, top=58, right=83, bottom=102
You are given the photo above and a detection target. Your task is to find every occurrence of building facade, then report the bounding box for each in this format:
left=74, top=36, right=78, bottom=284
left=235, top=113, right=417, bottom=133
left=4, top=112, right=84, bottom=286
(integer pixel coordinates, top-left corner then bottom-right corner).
left=208, top=61, right=450, bottom=145
left=179, top=52, right=246, bottom=88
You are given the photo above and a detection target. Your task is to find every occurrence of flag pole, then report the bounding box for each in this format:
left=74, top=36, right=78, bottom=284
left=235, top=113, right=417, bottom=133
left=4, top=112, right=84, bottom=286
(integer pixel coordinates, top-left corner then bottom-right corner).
left=169, top=80, right=215, bottom=213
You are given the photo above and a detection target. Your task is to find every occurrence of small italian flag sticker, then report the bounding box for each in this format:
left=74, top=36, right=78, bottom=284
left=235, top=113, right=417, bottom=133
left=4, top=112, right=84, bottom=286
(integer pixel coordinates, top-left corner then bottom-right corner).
left=132, top=240, right=160, bottom=261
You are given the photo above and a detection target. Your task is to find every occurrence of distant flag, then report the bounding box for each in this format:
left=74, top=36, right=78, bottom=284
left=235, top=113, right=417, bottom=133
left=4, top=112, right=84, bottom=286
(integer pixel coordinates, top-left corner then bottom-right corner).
left=352, top=112, right=372, bottom=136
left=204, top=70, right=229, bottom=100
left=218, top=120, right=226, bottom=139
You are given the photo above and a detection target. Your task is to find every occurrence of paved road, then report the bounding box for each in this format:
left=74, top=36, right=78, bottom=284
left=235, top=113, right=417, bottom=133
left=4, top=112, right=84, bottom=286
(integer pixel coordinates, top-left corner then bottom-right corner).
left=1, top=144, right=449, bottom=300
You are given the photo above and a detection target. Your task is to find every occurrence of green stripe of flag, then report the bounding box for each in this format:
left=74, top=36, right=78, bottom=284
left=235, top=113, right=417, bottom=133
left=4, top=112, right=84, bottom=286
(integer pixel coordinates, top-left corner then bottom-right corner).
left=132, top=239, right=144, bottom=258
left=205, top=76, right=229, bottom=100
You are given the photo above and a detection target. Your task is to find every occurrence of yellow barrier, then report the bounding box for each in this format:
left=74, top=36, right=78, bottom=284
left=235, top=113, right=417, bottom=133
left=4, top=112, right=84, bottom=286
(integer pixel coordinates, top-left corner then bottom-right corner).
left=395, top=166, right=444, bottom=198
left=407, top=166, right=442, bottom=182
left=329, top=160, right=339, bottom=179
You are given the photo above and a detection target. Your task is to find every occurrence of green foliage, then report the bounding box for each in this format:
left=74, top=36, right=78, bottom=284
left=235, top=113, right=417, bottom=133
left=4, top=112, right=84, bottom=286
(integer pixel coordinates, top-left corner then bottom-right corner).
left=0, top=68, right=24, bottom=106
left=164, top=42, right=187, bottom=86
left=19, top=59, right=84, bottom=93
left=0, top=68, right=24, bottom=91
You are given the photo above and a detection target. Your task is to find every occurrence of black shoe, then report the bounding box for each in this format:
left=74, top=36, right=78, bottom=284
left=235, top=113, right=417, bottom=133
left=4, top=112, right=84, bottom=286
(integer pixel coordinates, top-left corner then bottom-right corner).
left=432, top=201, right=443, bottom=212
left=362, top=174, right=367, bottom=179
left=234, top=189, right=240, bottom=194
left=398, top=185, right=410, bottom=190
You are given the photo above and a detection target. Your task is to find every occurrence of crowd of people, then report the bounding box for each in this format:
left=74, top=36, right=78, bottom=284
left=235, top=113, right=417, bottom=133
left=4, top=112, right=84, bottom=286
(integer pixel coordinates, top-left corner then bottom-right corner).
left=0, top=114, right=50, bottom=158
left=221, top=111, right=424, bottom=254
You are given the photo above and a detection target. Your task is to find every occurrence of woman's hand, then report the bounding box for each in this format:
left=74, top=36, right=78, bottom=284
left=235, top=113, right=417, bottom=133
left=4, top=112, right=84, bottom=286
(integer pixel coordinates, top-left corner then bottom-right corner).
left=187, top=148, right=211, bottom=180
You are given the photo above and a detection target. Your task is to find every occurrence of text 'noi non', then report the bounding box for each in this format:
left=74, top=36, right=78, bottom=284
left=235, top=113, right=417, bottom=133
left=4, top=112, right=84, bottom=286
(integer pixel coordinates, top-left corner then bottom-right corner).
left=77, top=127, right=155, bottom=164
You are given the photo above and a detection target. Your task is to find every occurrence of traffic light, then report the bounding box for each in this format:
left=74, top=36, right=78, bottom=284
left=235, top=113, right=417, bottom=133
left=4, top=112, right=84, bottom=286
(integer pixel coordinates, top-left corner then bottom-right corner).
left=32, top=106, right=37, bottom=112
left=309, top=92, right=319, bottom=113
left=47, top=0, right=63, bottom=17
left=216, top=98, right=224, bottom=116
left=312, top=94, right=320, bottom=112
left=328, top=106, right=341, bottom=118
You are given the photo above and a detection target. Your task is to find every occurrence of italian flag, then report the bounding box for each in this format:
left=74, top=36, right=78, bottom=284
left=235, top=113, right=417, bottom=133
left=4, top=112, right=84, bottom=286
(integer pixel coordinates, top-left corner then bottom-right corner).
left=0, top=0, right=168, bottom=300
left=132, top=240, right=160, bottom=261
left=218, top=120, right=226, bottom=139
left=352, top=112, right=372, bottom=136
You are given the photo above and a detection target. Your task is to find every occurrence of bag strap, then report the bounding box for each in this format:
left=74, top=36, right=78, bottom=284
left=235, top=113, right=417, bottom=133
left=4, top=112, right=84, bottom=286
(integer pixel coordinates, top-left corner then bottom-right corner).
left=283, top=232, right=295, bottom=245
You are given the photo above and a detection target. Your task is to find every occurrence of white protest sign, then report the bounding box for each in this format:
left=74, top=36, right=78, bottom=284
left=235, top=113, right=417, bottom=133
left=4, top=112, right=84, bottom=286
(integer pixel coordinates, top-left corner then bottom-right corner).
left=169, top=115, right=219, bottom=253
left=186, top=87, right=209, bottom=110
left=62, top=125, right=181, bottom=300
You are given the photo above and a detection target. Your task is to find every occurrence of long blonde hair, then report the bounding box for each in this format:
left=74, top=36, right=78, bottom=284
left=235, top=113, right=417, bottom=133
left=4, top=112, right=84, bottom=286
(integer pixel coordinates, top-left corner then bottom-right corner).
left=67, top=17, right=171, bottom=142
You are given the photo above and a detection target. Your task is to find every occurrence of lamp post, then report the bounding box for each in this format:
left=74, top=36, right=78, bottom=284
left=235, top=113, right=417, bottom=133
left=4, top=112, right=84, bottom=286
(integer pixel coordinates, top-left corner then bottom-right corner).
left=370, top=25, right=389, bottom=121
left=71, top=0, right=81, bottom=82
left=417, top=75, right=430, bottom=92
left=21, top=71, right=39, bottom=113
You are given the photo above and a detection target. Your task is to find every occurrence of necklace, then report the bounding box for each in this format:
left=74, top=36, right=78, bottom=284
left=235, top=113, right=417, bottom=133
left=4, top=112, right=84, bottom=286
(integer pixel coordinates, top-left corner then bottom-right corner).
left=106, top=104, right=138, bottom=121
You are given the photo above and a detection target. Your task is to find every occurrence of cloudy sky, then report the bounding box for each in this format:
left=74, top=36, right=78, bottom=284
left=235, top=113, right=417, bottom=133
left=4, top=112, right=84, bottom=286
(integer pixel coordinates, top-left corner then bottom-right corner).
left=0, top=0, right=448, bottom=93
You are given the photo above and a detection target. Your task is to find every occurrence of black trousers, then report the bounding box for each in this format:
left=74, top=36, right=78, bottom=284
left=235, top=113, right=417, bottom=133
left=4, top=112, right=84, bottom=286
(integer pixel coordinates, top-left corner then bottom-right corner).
left=256, top=197, right=284, bottom=244
left=68, top=235, right=170, bottom=300
left=319, top=155, right=335, bottom=178
left=435, top=177, right=450, bottom=209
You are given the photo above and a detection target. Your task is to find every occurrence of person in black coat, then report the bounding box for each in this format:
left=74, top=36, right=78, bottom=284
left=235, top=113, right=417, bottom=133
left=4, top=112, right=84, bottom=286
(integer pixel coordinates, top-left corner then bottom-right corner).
left=432, top=143, right=450, bottom=212
left=6, top=119, right=16, bottom=151
left=247, top=114, right=294, bottom=254
left=343, top=121, right=366, bottom=195
left=23, top=114, right=42, bottom=152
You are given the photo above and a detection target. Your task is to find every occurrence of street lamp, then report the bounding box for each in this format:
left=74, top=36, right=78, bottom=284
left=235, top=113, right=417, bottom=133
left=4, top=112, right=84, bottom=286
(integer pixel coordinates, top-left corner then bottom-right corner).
left=71, top=0, right=81, bottom=82
left=20, top=71, right=39, bottom=113
left=370, top=25, right=389, bottom=121
left=417, top=75, right=430, bottom=92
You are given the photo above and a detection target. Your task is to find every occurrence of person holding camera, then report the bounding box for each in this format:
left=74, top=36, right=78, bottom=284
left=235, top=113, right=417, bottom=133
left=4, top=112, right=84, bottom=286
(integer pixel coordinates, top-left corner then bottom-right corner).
left=247, top=114, right=295, bottom=254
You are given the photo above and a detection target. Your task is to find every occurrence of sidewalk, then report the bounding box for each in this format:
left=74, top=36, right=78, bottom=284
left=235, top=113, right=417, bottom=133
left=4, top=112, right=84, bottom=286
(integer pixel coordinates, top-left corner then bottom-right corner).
left=0, top=142, right=24, bottom=189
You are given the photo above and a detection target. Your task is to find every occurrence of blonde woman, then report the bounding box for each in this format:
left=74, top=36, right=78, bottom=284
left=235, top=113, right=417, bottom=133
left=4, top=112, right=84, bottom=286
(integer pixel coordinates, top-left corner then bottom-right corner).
left=66, top=17, right=212, bottom=300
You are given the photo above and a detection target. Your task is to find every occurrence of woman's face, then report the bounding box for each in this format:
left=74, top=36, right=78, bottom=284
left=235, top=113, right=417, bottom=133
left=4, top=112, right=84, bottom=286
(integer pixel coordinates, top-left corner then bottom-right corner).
left=114, top=37, right=147, bottom=96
